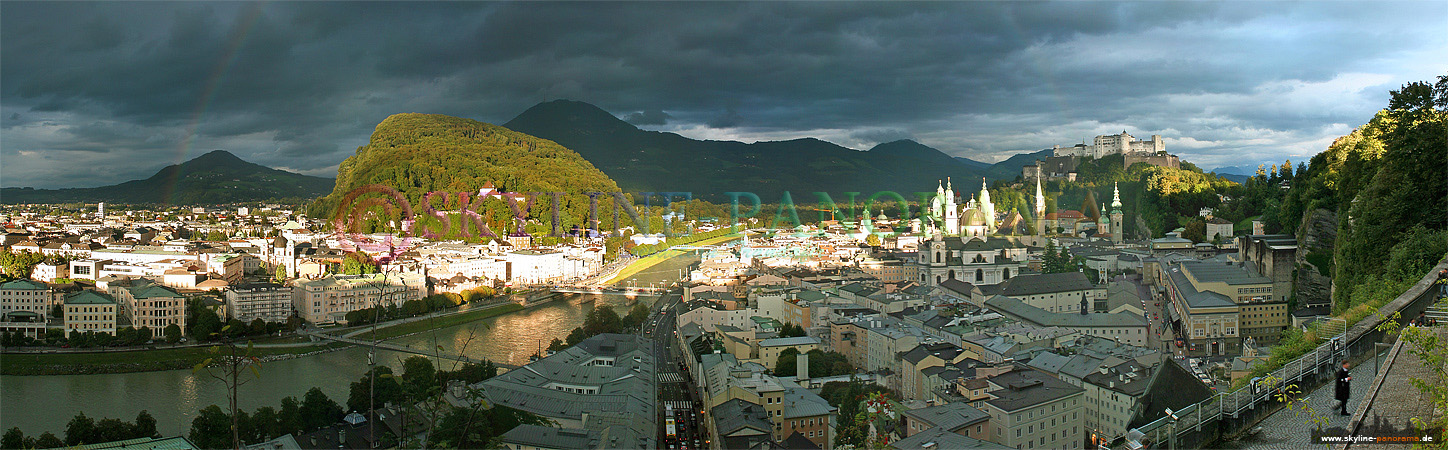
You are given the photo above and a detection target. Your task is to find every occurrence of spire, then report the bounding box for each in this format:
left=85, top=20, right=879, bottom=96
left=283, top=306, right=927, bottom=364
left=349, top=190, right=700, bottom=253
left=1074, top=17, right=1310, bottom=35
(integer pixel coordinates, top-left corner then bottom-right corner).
left=979, top=177, right=991, bottom=203
left=1034, top=177, right=1045, bottom=211
left=947, top=177, right=953, bottom=192
left=1111, top=182, right=1123, bottom=210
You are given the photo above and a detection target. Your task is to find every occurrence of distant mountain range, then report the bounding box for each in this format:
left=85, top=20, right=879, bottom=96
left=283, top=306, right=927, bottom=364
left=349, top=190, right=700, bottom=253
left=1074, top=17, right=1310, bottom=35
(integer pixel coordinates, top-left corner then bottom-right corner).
left=953, top=156, right=992, bottom=170
left=1, top=150, right=334, bottom=204
left=980, top=148, right=1055, bottom=180
left=1209, top=164, right=1262, bottom=177
left=503, top=100, right=998, bottom=200
left=3, top=100, right=1234, bottom=206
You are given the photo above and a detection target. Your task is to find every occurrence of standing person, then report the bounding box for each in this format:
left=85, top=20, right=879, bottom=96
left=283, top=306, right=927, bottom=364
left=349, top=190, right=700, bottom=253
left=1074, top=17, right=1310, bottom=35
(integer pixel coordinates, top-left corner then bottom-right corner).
left=1336, top=360, right=1353, bottom=416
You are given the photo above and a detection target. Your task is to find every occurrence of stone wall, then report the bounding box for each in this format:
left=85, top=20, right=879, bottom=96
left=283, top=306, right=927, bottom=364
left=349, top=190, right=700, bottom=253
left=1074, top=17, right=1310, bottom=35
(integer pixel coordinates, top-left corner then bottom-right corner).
left=1124, top=153, right=1180, bottom=170
left=1294, top=208, right=1338, bottom=309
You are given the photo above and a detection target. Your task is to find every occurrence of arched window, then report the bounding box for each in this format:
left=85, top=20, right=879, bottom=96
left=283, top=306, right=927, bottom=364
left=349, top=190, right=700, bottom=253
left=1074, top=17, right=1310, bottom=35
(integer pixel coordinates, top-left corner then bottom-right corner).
left=936, top=275, right=942, bottom=284
left=948, top=270, right=956, bottom=280
left=935, top=252, right=942, bottom=263
left=976, top=269, right=984, bottom=282
left=1003, top=268, right=1011, bottom=280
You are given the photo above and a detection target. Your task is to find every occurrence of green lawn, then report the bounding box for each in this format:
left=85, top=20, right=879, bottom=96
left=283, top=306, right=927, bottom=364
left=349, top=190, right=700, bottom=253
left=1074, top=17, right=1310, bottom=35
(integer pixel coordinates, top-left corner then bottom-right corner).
left=607, top=233, right=740, bottom=285
left=1234, top=215, right=1261, bottom=234
left=356, top=303, right=524, bottom=341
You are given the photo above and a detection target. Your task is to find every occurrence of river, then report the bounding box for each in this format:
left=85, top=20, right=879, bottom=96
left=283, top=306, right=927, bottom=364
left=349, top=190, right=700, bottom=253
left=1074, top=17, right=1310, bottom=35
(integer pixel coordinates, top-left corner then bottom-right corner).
left=0, top=250, right=705, bottom=437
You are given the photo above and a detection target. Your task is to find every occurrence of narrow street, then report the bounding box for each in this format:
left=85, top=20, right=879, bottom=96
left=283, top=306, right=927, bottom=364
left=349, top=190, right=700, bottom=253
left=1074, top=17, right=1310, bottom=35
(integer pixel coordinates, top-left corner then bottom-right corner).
left=644, top=289, right=706, bottom=450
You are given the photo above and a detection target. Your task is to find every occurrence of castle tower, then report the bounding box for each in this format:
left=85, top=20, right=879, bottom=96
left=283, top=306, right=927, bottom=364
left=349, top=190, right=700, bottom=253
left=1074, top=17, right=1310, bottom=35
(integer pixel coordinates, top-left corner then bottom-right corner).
left=944, top=178, right=959, bottom=235
left=1111, top=182, right=1124, bottom=243
left=979, top=178, right=995, bottom=234
left=1034, top=177, right=1046, bottom=236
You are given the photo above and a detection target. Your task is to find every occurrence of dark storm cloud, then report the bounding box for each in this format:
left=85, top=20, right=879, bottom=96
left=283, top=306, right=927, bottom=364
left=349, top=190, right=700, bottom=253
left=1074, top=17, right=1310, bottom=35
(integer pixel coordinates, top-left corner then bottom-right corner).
left=624, top=110, right=672, bottom=126
left=2, top=1, right=1444, bottom=188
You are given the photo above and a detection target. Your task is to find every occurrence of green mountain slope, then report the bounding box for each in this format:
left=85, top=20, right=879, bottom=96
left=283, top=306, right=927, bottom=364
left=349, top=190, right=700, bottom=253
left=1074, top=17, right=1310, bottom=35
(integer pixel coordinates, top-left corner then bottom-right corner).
left=0, top=150, right=333, bottom=204
left=311, top=113, right=622, bottom=233
left=502, top=100, right=987, bottom=200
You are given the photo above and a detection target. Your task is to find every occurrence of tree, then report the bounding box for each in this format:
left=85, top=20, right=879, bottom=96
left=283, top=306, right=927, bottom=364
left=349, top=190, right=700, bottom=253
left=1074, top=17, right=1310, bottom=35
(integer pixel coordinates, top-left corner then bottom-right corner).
left=33, top=433, right=62, bottom=449
left=864, top=233, right=881, bottom=247
left=189, top=405, right=232, bottom=450
left=44, top=328, right=65, bottom=345
left=93, top=418, right=131, bottom=443
left=250, top=406, right=280, bottom=442
left=581, top=307, right=623, bottom=337
left=342, top=252, right=379, bottom=275
left=274, top=264, right=288, bottom=283
left=3, top=428, right=23, bottom=450
left=164, top=324, right=182, bottom=343
left=134, top=410, right=159, bottom=439
left=565, top=326, right=588, bottom=346
left=1180, top=218, right=1207, bottom=243
left=278, top=396, right=303, bottom=436
left=348, top=366, right=406, bottom=413
left=621, top=303, right=649, bottom=330
left=778, top=322, right=806, bottom=338
left=401, top=356, right=437, bottom=398
left=299, top=388, right=343, bottom=431
left=64, top=412, right=96, bottom=445
left=774, top=347, right=801, bottom=376
left=547, top=338, right=567, bottom=353
left=116, top=327, right=138, bottom=347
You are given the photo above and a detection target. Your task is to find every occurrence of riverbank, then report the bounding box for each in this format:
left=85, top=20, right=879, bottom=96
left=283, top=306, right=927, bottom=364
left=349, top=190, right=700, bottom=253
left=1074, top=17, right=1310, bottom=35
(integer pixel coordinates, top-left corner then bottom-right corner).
left=344, top=302, right=524, bottom=342
left=0, top=341, right=352, bottom=376
left=1, top=303, right=526, bottom=376
left=606, top=233, right=739, bottom=284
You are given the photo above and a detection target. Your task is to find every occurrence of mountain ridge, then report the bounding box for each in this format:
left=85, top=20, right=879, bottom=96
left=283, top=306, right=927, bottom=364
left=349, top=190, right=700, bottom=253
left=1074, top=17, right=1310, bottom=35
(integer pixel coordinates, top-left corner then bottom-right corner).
left=502, top=100, right=990, bottom=199
left=1, top=150, right=334, bottom=204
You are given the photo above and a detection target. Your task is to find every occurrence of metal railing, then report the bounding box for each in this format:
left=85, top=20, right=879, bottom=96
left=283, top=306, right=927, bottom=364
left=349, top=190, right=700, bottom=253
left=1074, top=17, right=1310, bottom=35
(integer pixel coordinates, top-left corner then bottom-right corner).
left=1126, top=256, right=1448, bottom=449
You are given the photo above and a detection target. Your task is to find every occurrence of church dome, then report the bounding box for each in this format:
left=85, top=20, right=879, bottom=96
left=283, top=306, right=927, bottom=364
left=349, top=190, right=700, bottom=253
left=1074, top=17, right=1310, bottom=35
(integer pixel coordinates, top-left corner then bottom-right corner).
left=963, top=209, right=988, bottom=226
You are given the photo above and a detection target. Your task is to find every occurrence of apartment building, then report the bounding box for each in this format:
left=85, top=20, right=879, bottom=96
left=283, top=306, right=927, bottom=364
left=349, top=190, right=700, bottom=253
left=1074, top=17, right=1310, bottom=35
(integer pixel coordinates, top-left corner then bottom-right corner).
left=64, top=290, right=118, bottom=335
left=984, top=296, right=1149, bottom=348
left=113, top=280, right=187, bottom=334
left=0, top=279, right=54, bottom=318
left=225, top=282, right=294, bottom=323
left=975, top=369, right=1085, bottom=450
left=291, top=272, right=426, bottom=325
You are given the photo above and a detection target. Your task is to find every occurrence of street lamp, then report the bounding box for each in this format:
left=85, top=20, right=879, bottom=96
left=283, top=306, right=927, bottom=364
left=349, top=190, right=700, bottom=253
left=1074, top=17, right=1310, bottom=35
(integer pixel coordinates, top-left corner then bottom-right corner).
left=1164, top=408, right=1179, bottom=450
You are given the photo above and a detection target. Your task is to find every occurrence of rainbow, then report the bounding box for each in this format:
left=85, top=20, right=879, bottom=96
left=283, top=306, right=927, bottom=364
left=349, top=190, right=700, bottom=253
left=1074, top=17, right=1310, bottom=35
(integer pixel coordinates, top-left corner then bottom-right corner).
left=162, top=3, right=265, bottom=204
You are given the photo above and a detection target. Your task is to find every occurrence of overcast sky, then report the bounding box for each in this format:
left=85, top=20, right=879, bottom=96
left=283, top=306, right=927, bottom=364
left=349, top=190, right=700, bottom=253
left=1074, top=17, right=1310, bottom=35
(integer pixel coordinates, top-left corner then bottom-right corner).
left=3, top=2, right=1445, bottom=189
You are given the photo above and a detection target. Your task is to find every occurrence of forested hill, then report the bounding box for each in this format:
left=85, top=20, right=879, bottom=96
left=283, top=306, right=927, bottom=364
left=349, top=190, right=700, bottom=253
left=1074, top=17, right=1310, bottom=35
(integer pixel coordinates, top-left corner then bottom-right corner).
left=309, top=113, right=623, bottom=236
left=502, top=100, right=988, bottom=200
left=0, top=150, right=333, bottom=205
left=1271, top=76, right=1448, bottom=309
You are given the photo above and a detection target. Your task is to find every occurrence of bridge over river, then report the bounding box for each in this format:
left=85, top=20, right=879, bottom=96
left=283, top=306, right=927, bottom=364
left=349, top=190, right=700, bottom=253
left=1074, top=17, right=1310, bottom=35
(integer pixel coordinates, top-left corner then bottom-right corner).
left=311, top=333, right=520, bottom=371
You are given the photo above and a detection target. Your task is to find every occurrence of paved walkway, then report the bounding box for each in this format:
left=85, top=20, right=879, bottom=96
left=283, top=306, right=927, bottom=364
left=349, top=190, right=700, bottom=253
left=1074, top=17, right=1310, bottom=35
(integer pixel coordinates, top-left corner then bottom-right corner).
left=1236, top=352, right=1383, bottom=450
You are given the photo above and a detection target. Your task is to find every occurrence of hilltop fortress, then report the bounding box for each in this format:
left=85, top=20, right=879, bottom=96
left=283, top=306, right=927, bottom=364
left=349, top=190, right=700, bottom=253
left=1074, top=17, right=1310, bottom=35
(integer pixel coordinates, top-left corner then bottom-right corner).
left=1024, top=131, right=1179, bottom=182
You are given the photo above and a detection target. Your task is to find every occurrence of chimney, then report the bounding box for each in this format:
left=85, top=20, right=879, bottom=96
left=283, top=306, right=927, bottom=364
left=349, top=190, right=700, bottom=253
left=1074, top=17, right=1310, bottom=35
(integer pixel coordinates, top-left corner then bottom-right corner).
left=798, top=352, right=810, bottom=381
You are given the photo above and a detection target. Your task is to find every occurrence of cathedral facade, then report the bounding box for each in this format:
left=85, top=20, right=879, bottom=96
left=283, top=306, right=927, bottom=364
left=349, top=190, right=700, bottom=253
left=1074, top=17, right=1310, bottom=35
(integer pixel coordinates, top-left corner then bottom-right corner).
left=924, top=178, right=996, bottom=238
left=915, top=178, right=1028, bottom=287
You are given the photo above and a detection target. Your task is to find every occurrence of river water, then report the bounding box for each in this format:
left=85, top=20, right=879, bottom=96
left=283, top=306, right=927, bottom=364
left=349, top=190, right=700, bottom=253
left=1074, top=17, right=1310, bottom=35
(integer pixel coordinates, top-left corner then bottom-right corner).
left=0, top=251, right=704, bottom=437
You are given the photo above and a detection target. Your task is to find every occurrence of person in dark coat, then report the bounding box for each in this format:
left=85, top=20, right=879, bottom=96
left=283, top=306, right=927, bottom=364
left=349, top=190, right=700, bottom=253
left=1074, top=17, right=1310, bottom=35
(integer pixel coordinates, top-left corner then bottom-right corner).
left=1336, top=360, right=1352, bottom=415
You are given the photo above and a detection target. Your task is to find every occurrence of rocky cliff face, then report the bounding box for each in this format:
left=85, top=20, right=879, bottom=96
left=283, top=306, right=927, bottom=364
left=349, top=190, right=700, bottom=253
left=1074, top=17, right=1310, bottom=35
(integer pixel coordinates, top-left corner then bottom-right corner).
left=1295, top=208, right=1338, bottom=308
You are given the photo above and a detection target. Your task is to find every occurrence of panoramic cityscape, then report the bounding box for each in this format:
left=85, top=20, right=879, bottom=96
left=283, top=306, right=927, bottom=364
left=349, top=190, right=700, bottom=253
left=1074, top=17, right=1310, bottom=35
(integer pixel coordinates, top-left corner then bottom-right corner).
left=2, top=2, right=1446, bottom=450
